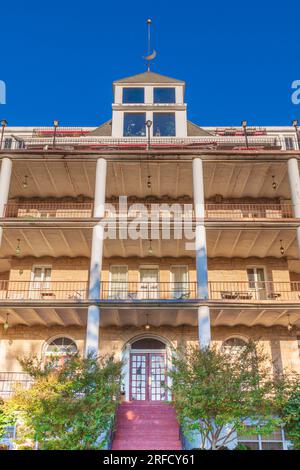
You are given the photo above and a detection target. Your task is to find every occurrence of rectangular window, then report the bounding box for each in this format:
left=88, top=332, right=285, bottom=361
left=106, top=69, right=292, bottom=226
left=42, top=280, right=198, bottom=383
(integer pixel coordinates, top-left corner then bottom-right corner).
left=123, top=113, right=146, bottom=137
left=238, top=427, right=287, bottom=450
left=123, top=88, right=144, bottom=104
left=284, top=137, right=295, bottom=150
left=153, top=113, right=175, bottom=136
left=154, top=88, right=176, bottom=103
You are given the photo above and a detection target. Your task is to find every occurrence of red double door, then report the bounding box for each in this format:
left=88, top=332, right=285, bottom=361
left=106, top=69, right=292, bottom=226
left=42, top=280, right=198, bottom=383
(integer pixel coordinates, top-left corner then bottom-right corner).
left=130, top=352, right=167, bottom=401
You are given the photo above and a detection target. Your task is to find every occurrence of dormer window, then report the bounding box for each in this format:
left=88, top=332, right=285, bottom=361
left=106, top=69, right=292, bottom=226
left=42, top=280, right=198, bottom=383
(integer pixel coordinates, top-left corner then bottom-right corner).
left=124, top=112, right=146, bottom=136
left=153, top=112, right=175, bottom=136
left=154, top=88, right=176, bottom=104
left=123, top=88, right=144, bottom=104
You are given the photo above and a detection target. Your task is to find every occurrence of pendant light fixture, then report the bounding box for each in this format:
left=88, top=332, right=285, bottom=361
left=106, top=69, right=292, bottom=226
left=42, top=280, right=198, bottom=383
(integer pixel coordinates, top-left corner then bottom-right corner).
left=145, top=313, right=150, bottom=330
left=287, top=314, right=293, bottom=333
left=15, top=238, right=21, bottom=256
left=3, top=313, right=9, bottom=331
left=272, top=175, right=277, bottom=190
left=279, top=239, right=284, bottom=256
left=22, top=175, right=28, bottom=189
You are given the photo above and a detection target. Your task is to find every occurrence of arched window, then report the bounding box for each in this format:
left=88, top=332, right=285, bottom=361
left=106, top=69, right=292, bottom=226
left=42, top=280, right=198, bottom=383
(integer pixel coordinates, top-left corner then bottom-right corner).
left=222, top=337, right=248, bottom=354
left=45, top=337, right=78, bottom=366
left=131, top=338, right=166, bottom=350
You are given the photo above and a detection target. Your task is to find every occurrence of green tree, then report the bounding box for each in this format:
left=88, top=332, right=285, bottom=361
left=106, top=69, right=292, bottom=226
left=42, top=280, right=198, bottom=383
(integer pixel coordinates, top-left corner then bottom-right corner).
left=4, top=354, right=122, bottom=450
left=283, top=383, right=300, bottom=449
left=170, top=342, right=293, bottom=450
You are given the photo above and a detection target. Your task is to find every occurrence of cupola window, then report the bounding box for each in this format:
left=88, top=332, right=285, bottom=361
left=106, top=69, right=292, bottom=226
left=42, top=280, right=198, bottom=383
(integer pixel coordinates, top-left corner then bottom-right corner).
left=154, top=88, right=176, bottom=104
left=123, top=87, right=145, bottom=104
left=123, top=112, right=146, bottom=136
left=153, top=112, right=175, bottom=136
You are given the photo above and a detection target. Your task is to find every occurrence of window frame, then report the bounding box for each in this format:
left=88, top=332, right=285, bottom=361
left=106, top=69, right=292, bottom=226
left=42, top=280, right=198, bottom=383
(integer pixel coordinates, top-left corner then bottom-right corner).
left=153, top=112, right=176, bottom=137
left=122, top=87, right=145, bottom=104
left=123, top=112, right=146, bottom=137
left=153, top=87, right=176, bottom=104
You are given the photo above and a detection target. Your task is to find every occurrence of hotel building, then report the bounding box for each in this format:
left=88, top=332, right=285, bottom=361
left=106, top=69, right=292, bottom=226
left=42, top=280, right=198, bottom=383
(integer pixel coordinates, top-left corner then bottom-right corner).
left=0, top=70, right=300, bottom=449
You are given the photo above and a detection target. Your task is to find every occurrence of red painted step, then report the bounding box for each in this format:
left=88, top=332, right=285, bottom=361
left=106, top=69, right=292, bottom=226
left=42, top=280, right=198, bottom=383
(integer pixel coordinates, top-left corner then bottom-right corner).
left=112, top=402, right=182, bottom=450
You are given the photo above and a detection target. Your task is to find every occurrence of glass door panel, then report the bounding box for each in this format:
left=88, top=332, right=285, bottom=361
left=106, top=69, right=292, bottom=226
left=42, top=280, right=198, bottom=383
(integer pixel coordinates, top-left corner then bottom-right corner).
left=247, top=268, right=266, bottom=300
left=171, top=266, right=188, bottom=299
left=139, top=268, right=159, bottom=299
left=149, top=353, right=167, bottom=401
left=110, top=265, right=128, bottom=299
left=130, top=353, right=147, bottom=401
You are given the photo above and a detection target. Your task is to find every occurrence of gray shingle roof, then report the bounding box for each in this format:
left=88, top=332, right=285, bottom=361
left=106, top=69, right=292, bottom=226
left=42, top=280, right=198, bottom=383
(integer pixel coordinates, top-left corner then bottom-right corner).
left=114, top=71, right=185, bottom=85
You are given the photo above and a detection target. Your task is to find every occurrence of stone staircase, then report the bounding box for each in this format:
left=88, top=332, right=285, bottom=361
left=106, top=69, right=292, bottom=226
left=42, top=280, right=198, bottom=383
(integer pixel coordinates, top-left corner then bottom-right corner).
left=112, top=402, right=182, bottom=450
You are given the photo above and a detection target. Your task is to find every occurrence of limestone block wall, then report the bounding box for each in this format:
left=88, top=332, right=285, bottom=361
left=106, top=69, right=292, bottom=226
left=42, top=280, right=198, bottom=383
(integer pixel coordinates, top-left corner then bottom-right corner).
left=4, top=255, right=292, bottom=286
left=1, top=324, right=299, bottom=374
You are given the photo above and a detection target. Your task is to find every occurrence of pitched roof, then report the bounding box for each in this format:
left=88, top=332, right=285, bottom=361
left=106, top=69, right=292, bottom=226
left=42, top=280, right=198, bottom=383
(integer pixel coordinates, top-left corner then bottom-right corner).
left=89, top=119, right=212, bottom=138
left=89, top=120, right=112, bottom=136
left=187, top=121, right=212, bottom=136
left=114, top=71, right=184, bottom=85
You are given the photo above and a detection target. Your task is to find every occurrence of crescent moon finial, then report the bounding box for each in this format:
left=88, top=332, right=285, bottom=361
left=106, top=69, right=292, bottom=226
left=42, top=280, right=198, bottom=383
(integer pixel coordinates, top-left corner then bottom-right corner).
left=144, top=19, right=156, bottom=71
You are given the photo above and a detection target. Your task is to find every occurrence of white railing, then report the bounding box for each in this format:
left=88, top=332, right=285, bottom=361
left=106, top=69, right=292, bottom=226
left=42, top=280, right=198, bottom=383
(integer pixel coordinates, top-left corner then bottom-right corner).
left=23, top=135, right=279, bottom=148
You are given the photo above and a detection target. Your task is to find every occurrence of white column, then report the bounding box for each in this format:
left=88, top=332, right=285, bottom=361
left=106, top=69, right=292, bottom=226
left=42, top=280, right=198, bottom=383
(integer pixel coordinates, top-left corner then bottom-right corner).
left=193, top=157, right=211, bottom=349
left=198, top=306, right=211, bottom=349
left=0, top=157, right=12, bottom=247
left=287, top=158, right=300, bottom=255
left=85, top=158, right=107, bottom=357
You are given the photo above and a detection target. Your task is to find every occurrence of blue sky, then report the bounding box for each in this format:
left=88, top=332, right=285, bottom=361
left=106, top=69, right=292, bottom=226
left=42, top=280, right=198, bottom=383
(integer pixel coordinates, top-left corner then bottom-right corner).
left=1, top=0, right=299, bottom=127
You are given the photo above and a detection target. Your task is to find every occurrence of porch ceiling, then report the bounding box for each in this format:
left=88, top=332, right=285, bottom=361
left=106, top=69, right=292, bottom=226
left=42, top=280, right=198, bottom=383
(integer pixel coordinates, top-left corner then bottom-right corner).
left=7, top=160, right=291, bottom=200
left=0, top=307, right=87, bottom=327
left=0, top=227, right=92, bottom=258
left=207, top=228, right=297, bottom=258
left=1, top=306, right=299, bottom=329
left=10, top=160, right=96, bottom=199
left=211, top=307, right=300, bottom=328
left=0, top=227, right=297, bottom=260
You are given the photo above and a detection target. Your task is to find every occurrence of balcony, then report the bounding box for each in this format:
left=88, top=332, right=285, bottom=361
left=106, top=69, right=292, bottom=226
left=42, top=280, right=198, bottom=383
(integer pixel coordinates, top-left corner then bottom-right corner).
left=21, top=134, right=281, bottom=150
left=3, top=202, right=93, bottom=219
left=0, top=372, right=33, bottom=398
left=100, top=282, right=197, bottom=302
left=105, top=202, right=294, bottom=221
left=208, top=281, right=300, bottom=302
left=0, top=280, right=299, bottom=303
left=1, top=202, right=295, bottom=222
left=0, top=281, right=88, bottom=301
left=205, top=203, right=294, bottom=220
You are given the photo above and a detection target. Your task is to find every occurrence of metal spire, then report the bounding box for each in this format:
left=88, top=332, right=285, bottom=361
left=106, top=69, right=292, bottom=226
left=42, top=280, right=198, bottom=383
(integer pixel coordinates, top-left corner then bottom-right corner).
left=144, top=19, right=157, bottom=71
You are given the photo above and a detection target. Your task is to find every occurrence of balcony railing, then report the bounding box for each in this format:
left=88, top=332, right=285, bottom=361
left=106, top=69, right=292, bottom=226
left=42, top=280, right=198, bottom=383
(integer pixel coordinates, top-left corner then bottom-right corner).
left=21, top=135, right=280, bottom=150
left=205, top=204, right=294, bottom=219
left=2, top=202, right=295, bottom=221
left=0, top=372, right=33, bottom=398
left=0, top=281, right=88, bottom=301
left=208, top=281, right=300, bottom=301
left=4, top=203, right=93, bottom=219
left=100, top=282, right=197, bottom=301
left=105, top=203, right=294, bottom=220
left=0, top=281, right=299, bottom=302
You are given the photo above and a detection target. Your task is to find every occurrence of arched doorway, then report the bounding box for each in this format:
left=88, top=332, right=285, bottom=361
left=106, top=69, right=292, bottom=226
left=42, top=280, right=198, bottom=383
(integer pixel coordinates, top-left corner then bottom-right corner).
left=124, top=336, right=171, bottom=402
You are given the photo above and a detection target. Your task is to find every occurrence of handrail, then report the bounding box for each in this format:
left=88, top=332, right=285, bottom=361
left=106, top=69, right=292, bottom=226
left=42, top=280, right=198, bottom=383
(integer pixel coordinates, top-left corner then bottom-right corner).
left=0, top=280, right=299, bottom=302
left=208, top=281, right=300, bottom=301
left=0, top=280, right=88, bottom=301
left=4, top=202, right=93, bottom=219
left=2, top=202, right=295, bottom=220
